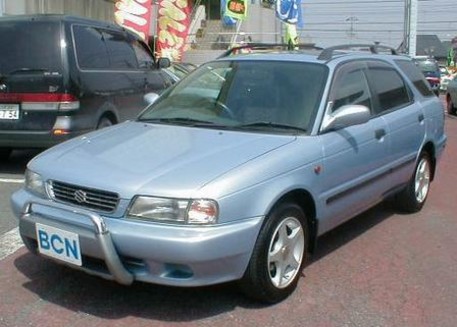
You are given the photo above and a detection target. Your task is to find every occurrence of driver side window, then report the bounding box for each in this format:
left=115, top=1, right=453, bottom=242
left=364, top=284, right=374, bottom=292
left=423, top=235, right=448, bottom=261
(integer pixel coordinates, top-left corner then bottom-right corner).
left=329, top=63, right=372, bottom=113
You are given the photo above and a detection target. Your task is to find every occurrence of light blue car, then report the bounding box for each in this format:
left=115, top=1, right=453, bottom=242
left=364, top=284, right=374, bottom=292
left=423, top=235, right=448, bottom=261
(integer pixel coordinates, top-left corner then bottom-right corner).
left=11, top=45, right=447, bottom=303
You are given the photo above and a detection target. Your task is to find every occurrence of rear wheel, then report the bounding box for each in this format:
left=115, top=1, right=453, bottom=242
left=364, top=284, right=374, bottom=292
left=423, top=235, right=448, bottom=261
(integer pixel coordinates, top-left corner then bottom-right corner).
left=240, top=202, right=308, bottom=303
left=447, top=95, right=456, bottom=115
left=395, top=152, right=432, bottom=213
left=96, top=117, right=113, bottom=129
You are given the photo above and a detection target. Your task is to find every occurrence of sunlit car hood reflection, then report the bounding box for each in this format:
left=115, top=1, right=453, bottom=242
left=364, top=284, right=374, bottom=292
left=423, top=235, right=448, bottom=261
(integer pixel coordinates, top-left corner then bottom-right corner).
left=30, top=121, right=296, bottom=198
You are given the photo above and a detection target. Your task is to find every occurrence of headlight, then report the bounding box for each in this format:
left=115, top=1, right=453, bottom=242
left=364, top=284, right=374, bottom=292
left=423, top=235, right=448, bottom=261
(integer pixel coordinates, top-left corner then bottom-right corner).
left=127, top=196, right=218, bottom=225
left=25, top=169, right=47, bottom=197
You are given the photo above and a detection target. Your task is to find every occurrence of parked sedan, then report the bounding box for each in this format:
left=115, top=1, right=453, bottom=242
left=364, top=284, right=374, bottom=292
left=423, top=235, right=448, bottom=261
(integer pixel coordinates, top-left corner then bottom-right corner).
left=446, top=75, right=457, bottom=115
left=11, top=45, right=446, bottom=303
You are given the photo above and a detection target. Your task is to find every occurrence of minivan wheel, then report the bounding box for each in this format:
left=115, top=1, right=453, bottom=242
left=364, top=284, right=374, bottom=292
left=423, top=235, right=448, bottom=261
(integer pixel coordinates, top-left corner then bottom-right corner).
left=0, top=147, right=12, bottom=160
left=395, top=152, right=431, bottom=213
left=97, top=117, right=113, bottom=129
left=239, top=202, right=308, bottom=303
left=447, top=96, right=456, bottom=115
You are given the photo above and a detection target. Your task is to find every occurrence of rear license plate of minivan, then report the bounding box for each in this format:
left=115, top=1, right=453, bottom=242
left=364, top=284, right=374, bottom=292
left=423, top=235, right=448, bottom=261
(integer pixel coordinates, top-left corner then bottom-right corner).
left=0, top=104, right=19, bottom=120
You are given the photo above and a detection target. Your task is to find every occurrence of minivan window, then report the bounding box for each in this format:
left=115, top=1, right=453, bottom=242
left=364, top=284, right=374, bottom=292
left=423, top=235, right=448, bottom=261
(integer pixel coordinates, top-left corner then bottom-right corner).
left=102, top=30, right=138, bottom=69
left=366, top=62, right=411, bottom=113
left=73, top=25, right=110, bottom=69
left=0, top=21, right=62, bottom=74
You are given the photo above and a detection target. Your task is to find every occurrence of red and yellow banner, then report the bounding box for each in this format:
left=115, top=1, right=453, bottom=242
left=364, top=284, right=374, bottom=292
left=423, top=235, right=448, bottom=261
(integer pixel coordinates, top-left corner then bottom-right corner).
left=156, top=0, right=192, bottom=61
left=114, top=0, right=153, bottom=41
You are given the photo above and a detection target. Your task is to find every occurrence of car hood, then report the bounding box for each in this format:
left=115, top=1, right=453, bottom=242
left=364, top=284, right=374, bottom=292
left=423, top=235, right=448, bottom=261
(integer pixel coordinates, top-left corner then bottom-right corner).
left=30, top=121, right=296, bottom=199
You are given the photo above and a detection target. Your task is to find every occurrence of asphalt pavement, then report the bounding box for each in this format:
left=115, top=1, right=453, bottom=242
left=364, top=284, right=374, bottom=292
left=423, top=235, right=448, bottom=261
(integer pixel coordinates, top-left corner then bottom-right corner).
left=0, top=114, right=456, bottom=327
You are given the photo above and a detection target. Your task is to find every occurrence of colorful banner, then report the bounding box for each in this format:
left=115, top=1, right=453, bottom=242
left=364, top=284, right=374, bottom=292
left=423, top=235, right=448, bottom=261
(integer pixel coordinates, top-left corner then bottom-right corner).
left=225, top=0, right=248, bottom=20
left=156, top=0, right=192, bottom=61
left=114, top=0, right=153, bottom=41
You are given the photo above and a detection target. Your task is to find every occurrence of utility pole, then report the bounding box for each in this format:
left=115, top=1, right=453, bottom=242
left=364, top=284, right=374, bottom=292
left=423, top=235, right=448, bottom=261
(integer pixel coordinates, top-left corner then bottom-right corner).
left=346, top=16, right=358, bottom=43
left=403, top=0, right=418, bottom=57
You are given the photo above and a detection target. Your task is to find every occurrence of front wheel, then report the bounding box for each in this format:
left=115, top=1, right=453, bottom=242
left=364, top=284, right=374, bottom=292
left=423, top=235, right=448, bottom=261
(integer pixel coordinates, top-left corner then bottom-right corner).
left=395, top=152, right=432, bottom=213
left=240, top=202, right=308, bottom=303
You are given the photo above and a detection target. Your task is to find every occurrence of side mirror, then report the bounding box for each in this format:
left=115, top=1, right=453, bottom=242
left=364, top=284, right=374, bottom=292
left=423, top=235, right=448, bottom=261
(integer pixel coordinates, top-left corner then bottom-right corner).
left=157, top=57, right=171, bottom=69
left=144, top=92, right=159, bottom=105
left=321, top=104, right=370, bottom=133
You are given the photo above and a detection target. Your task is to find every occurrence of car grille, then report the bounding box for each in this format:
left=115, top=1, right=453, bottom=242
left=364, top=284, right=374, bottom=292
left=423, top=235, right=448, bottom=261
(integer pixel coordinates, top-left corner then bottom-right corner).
left=49, top=180, right=119, bottom=212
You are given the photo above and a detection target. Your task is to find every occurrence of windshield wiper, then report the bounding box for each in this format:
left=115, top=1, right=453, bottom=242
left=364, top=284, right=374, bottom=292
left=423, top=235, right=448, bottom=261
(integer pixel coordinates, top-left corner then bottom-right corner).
left=138, top=117, right=217, bottom=126
left=235, top=121, right=307, bottom=133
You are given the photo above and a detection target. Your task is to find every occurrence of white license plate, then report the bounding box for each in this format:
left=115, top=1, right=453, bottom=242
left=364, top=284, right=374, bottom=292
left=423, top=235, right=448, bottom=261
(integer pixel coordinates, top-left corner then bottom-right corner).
left=0, top=104, right=19, bottom=120
left=36, top=223, right=82, bottom=266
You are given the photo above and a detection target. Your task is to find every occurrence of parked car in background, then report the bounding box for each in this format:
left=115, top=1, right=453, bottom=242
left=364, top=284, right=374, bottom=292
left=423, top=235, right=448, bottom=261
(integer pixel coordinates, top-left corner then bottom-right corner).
left=440, top=65, right=455, bottom=92
left=413, top=56, right=441, bottom=95
left=446, top=74, right=457, bottom=115
left=0, top=14, right=171, bottom=160
left=12, top=44, right=446, bottom=304
left=163, top=62, right=197, bottom=82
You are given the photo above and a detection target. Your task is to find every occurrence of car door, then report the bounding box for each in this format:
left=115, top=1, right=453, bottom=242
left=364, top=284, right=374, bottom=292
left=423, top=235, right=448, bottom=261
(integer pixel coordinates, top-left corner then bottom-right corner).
left=317, top=61, right=391, bottom=233
left=366, top=60, right=425, bottom=187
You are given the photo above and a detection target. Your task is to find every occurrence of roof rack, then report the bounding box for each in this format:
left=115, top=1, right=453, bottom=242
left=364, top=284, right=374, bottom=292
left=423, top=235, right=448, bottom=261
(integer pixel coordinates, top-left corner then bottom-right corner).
left=317, top=44, right=398, bottom=61
left=217, top=43, right=322, bottom=58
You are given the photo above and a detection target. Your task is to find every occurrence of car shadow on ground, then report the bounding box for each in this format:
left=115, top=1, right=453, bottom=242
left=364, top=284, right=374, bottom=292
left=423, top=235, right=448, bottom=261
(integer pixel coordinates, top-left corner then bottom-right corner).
left=13, top=201, right=400, bottom=322
left=0, top=149, right=41, bottom=174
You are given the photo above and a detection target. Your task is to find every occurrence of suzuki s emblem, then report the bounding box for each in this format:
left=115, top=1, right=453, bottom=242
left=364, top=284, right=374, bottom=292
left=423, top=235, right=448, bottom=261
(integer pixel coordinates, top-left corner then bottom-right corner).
left=74, top=190, right=88, bottom=203
left=0, top=84, right=6, bottom=91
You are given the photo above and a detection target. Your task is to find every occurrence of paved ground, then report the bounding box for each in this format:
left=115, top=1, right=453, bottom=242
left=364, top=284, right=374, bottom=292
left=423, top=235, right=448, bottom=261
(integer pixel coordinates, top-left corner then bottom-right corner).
left=1, top=114, right=456, bottom=327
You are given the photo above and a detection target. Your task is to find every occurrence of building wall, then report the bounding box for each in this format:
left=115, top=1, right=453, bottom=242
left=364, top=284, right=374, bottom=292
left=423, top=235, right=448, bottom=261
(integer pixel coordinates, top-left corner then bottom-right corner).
left=1, top=0, right=115, bottom=22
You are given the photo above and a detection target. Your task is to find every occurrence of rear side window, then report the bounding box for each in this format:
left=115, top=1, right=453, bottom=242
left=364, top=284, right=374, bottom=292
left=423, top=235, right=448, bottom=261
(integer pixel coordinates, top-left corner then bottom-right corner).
left=395, top=59, right=434, bottom=97
left=73, top=25, right=110, bottom=69
left=366, top=61, right=411, bottom=113
left=0, top=21, right=62, bottom=73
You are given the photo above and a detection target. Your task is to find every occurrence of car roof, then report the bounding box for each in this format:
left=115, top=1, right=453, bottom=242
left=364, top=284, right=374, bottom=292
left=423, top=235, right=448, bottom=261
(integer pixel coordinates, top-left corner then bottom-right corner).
left=0, top=14, right=124, bottom=31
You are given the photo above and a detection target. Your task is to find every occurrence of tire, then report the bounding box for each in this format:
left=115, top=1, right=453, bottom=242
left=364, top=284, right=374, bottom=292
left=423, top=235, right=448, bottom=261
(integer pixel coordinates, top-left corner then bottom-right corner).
left=239, top=202, right=308, bottom=303
left=447, top=95, right=456, bottom=115
left=96, top=117, right=113, bottom=129
left=395, top=152, right=432, bottom=213
left=0, top=147, right=12, bottom=161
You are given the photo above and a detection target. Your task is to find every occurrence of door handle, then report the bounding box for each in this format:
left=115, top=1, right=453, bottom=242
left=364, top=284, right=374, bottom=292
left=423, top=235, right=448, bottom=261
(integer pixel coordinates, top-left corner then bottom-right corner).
left=418, top=114, right=424, bottom=122
left=375, top=129, right=386, bottom=140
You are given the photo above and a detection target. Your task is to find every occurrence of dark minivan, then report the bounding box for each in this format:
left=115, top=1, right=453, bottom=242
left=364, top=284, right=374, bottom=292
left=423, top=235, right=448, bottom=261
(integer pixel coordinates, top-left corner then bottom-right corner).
left=0, top=15, right=173, bottom=159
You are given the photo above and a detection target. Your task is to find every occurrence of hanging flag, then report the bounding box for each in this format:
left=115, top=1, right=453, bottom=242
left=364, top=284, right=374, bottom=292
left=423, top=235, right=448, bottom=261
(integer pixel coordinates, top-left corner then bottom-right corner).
left=275, top=0, right=304, bottom=28
left=226, top=0, right=248, bottom=20
left=114, top=0, right=153, bottom=41
left=156, top=0, right=192, bottom=61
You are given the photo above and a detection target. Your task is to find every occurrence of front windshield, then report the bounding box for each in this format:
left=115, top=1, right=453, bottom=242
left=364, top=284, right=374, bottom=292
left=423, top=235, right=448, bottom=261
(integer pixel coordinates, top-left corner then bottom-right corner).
left=138, top=60, right=328, bottom=134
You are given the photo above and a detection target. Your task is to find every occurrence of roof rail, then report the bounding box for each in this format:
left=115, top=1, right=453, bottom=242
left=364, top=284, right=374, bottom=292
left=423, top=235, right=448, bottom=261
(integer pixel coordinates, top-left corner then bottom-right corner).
left=217, top=43, right=322, bottom=58
left=317, top=44, right=398, bottom=61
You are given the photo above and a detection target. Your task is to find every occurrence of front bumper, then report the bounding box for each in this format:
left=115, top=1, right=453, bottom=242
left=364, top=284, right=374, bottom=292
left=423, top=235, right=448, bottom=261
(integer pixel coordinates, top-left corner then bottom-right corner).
left=11, top=189, right=263, bottom=287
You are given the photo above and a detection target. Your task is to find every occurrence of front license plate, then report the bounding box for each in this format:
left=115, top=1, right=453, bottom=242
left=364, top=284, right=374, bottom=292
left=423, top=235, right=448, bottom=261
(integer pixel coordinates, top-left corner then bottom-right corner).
left=36, top=223, right=82, bottom=266
left=0, top=104, right=19, bottom=120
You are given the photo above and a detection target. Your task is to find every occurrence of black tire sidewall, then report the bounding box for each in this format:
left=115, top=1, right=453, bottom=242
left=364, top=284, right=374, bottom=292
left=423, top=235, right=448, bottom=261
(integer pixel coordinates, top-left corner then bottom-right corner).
left=397, top=152, right=431, bottom=213
left=240, top=202, right=309, bottom=303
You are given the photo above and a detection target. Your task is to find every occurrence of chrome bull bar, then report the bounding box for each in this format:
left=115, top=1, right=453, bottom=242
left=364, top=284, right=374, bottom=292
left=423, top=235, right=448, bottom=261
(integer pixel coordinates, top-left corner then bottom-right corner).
left=22, top=199, right=134, bottom=285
